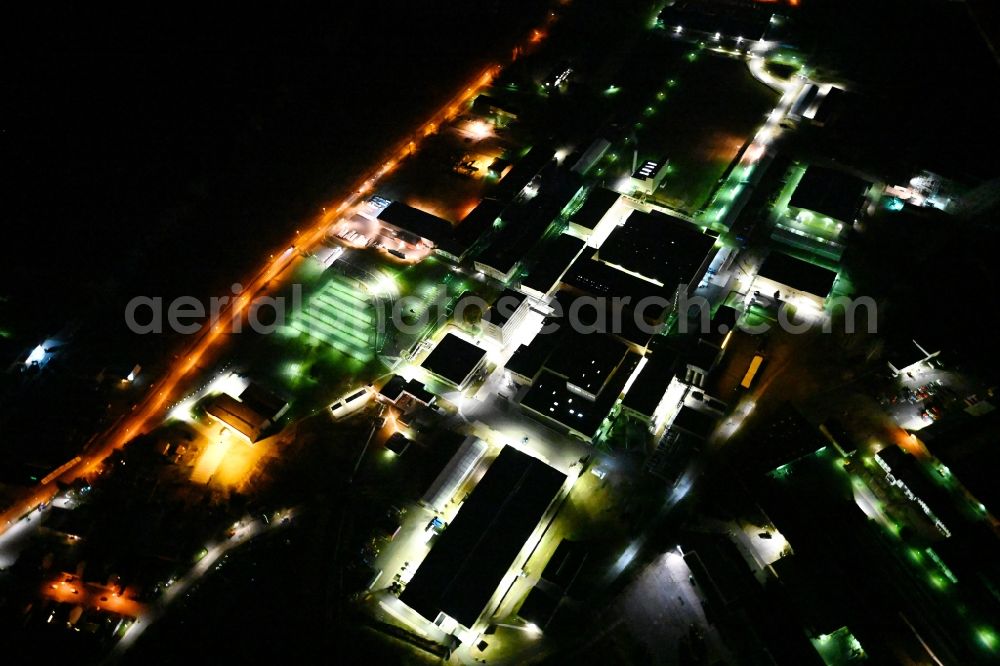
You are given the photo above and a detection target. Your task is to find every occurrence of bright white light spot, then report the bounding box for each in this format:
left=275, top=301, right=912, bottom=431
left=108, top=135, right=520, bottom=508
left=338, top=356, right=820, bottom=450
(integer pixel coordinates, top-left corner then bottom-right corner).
left=611, top=541, right=641, bottom=576
left=467, top=120, right=492, bottom=140
left=169, top=398, right=196, bottom=423
left=367, top=272, right=400, bottom=298
left=207, top=373, right=249, bottom=399
left=26, top=345, right=46, bottom=365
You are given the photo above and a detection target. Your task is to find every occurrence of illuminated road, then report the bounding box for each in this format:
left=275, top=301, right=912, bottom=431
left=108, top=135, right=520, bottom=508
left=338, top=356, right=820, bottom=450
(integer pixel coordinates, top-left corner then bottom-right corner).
left=0, top=58, right=515, bottom=538
left=0, top=493, right=77, bottom=568
left=109, top=509, right=297, bottom=660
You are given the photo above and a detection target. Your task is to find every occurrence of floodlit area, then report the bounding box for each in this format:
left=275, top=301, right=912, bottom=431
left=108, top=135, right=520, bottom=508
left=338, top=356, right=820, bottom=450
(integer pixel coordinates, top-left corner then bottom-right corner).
left=7, top=1, right=1000, bottom=664
left=188, top=435, right=273, bottom=489
left=738, top=523, right=791, bottom=569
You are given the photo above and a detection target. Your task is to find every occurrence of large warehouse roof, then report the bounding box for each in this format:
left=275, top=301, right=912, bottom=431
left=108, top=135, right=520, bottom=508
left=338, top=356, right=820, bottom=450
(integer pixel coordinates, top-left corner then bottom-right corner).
left=401, top=446, right=565, bottom=627
left=789, top=166, right=869, bottom=223
left=757, top=252, right=837, bottom=298
left=598, top=210, right=716, bottom=288
left=569, top=187, right=619, bottom=232
left=204, top=393, right=269, bottom=442
left=521, top=233, right=586, bottom=297
left=421, top=436, right=489, bottom=513
left=421, top=333, right=487, bottom=388
left=377, top=201, right=454, bottom=246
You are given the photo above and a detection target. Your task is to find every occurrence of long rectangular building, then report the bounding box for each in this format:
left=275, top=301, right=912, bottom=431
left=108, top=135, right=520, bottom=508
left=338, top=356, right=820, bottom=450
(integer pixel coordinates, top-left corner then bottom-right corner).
left=401, top=446, right=566, bottom=629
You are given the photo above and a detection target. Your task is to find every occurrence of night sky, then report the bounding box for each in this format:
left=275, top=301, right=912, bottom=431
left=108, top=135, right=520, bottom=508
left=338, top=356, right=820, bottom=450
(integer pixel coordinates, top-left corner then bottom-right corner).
left=3, top=2, right=546, bottom=344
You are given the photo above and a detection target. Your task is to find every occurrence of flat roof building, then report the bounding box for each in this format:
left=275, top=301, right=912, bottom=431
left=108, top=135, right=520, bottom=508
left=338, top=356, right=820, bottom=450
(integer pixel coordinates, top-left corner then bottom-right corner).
left=789, top=166, right=870, bottom=224
left=621, top=341, right=682, bottom=422
left=401, top=446, right=565, bottom=629
left=543, top=331, right=629, bottom=401
left=568, top=187, right=620, bottom=238
left=521, top=342, right=642, bottom=441
left=561, top=257, right=671, bottom=323
left=921, top=409, right=1000, bottom=516
left=421, top=436, right=489, bottom=513
left=421, top=333, right=488, bottom=390
left=758, top=404, right=828, bottom=474
left=596, top=210, right=717, bottom=291
left=658, top=1, right=776, bottom=42
left=237, top=383, right=290, bottom=424
left=472, top=94, right=520, bottom=122
left=436, top=199, right=504, bottom=262
left=630, top=158, right=669, bottom=195
left=520, top=234, right=586, bottom=299
left=491, top=146, right=554, bottom=204
left=696, top=304, right=739, bottom=349
left=377, top=201, right=454, bottom=249
left=378, top=375, right=434, bottom=406
left=481, top=289, right=530, bottom=346
left=811, top=87, right=848, bottom=127
left=671, top=404, right=719, bottom=440
left=522, top=369, right=605, bottom=440
left=475, top=166, right=581, bottom=283
left=385, top=432, right=412, bottom=456
left=570, top=137, right=611, bottom=176
left=506, top=322, right=564, bottom=386
left=754, top=251, right=837, bottom=304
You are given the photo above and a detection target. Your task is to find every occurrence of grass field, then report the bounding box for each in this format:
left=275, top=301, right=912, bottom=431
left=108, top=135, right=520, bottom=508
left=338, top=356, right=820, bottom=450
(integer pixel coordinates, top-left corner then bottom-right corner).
left=632, top=41, right=777, bottom=212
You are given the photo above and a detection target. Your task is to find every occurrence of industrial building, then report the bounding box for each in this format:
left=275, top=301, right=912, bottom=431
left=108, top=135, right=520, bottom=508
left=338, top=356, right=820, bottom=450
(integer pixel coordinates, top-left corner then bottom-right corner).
left=481, top=289, right=530, bottom=346
left=421, top=436, right=489, bottom=513
left=753, top=251, right=837, bottom=307
left=921, top=409, right=1000, bottom=517
left=561, top=256, right=672, bottom=323
left=570, top=137, right=611, bottom=176
left=376, top=201, right=455, bottom=256
left=490, top=146, right=554, bottom=204
left=518, top=539, right=588, bottom=628
left=400, top=446, right=566, bottom=630
left=204, top=383, right=288, bottom=443
left=543, top=331, right=630, bottom=402
left=505, top=319, right=565, bottom=386
left=421, top=333, right=488, bottom=390
left=377, top=375, right=435, bottom=407
left=630, top=158, right=669, bottom=195
left=567, top=187, right=620, bottom=238
left=788, top=165, right=870, bottom=225
left=595, top=209, right=717, bottom=292
left=658, top=0, right=780, bottom=42
left=621, top=340, right=682, bottom=423
left=437, top=198, right=505, bottom=263
left=520, top=234, right=586, bottom=299
left=520, top=332, right=642, bottom=441
left=472, top=94, right=520, bottom=124
left=475, top=166, right=580, bottom=283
